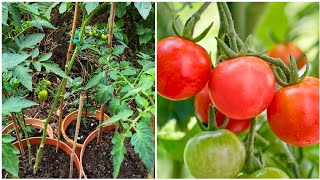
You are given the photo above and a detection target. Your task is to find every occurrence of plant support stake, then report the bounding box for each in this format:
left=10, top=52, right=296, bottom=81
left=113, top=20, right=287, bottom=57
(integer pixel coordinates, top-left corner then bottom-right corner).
left=69, top=94, right=84, bottom=178
left=57, top=2, right=79, bottom=153
left=97, top=2, right=116, bottom=144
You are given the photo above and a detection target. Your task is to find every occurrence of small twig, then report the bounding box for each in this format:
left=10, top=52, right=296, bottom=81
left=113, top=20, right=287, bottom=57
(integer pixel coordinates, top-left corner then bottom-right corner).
left=69, top=94, right=84, bottom=178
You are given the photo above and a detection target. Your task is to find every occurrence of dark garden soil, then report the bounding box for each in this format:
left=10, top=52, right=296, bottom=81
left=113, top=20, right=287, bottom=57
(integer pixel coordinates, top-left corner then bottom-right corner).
left=2, top=144, right=78, bottom=178
left=9, top=127, right=46, bottom=140
left=83, top=130, right=148, bottom=178
left=65, top=117, right=99, bottom=144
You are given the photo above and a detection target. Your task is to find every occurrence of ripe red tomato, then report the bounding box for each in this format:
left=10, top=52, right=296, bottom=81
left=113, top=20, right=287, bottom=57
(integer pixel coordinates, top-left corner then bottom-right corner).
left=194, top=85, right=251, bottom=134
left=268, top=43, right=306, bottom=69
left=157, top=37, right=212, bottom=100
left=267, top=77, right=319, bottom=146
left=208, top=56, right=276, bottom=119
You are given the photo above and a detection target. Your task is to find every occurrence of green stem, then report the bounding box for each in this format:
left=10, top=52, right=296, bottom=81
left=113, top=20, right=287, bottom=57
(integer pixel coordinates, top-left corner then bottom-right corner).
left=281, top=142, right=301, bottom=178
left=33, top=2, right=108, bottom=174
left=106, top=63, right=134, bottom=88
left=16, top=112, right=32, bottom=165
left=255, top=133, right=270, bottom=146
left=182, top=2, right=211, bottom=39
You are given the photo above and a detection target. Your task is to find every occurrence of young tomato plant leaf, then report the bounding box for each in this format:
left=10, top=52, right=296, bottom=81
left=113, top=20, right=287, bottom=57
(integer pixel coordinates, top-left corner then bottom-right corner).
left=111, top=132, right=126, bottom=178
left=108, top=70, right=119, bottom=80
left=2, top=97, right=38, bottom=115
left=98, top=109, right=133, bottom=127
left=38, top=52, right=52, bottom=62
left=18, top=33, right=45, bottom=51
left=2, top=4, right=9, bottom=26
left=115, top=2, right=128, bottom=18
left=31, top=48, right=39, bottom=59
left=2, top=134, right=16, bottom=143
left=32, top=62, right=42, bottom=72
left=13, top=64, right=32, bottom=91
left=96, top=84, right=114, bottom=104
left=134, top=2, right=152, bottom=20
left=131, top=121, right=155, bottom=173
left=109, top=98, right=128, bottom=116
left=2, top=141, right=20, bottom=177
left=85, top=71, right=104, bottom=90
left=42, top=62, right=70, bottom=80
left=84, top=2, right=99, bottom=15
left=135, top=95, right=149, bottom=109
left=2, top=53, right=30, bottom=71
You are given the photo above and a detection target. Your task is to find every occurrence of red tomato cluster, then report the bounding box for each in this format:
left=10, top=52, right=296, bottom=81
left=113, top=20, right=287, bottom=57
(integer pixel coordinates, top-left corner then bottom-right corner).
left=157, top=37, right=319, bottom=146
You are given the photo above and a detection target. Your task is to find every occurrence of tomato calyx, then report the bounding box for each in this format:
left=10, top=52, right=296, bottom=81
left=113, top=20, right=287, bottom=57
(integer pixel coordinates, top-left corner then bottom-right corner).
left=196, top=105, right=230, bottom=131
left=172, top=2, right=213, bottom=42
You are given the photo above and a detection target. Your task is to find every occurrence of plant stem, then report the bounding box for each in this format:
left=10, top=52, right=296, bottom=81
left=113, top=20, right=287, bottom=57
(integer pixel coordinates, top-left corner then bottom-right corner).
left=16, top=112, right=32, bottom=165
left=281, top=142, right=301, bottom=178
left=57, top=2, right=79, bottom=153
left=10, top=112, right=25, bottom=156
left=69, top=95, right=84, bottom=178
left=97, top=2, right=116, bottom=144
left=182, top=2, right=211, bottom=39
left=33, top=2, right=108, bottom=174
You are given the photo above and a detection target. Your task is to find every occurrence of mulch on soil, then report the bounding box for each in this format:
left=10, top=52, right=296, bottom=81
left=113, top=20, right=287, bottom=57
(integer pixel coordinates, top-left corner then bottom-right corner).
left=65, top=117, right=99, bottom=144
left=2, top=144, right=78, bottom=178
left=83, top=130, right=148, bottom=178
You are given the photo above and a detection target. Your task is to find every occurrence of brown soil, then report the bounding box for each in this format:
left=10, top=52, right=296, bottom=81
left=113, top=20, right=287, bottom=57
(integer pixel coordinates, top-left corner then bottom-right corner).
left=65, top=117, right=99, bottom=144
left=2, top=144, right=78, bottom=178
left=82, top=130, right=148, bottom=178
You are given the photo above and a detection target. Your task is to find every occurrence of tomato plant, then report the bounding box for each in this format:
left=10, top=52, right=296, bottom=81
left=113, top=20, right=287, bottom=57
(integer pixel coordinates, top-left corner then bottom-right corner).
left=208, top=56, right=276, bottom=119
left=267, top=77, right=319, bottom=147
left=184, top=130, right=246, bottom=178
left=268, top=43, right=306, bottom=69
left=194, top=85, right=250, bottom=134
left=157, top=37, right=212, bottom=101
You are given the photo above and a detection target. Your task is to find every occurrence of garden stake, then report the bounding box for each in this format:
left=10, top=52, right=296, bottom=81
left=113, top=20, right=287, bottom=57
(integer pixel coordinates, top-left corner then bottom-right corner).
left=97, top=2, right=116, bottom=144
left=33, top=2, right=109, bottom=174
left=56, top=2, right=79, bottom=153
left=69, top=94, right=84, bottom=178
left=10, top=112, right=25, bottom=156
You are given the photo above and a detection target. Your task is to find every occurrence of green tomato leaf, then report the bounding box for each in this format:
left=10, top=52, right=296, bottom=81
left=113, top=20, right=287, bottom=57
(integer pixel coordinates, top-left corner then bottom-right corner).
left=38, top=52, right=52, bottom=62
left=108, top=70, right=119, bottom=80
left=134, top=2, right=152, bottom=20
left=111, top=132, right=126, bottom=178
left=135, top=95, right=149, bottom=109
left=32, top=62, right=42, bottom=72
left=2, top=134, right=16, bottom=143
left=122, top=67, right=137, bottom=76
left=2, top=97, right=38, bottom=116
left=85, top=2, right=99, bottom=15
left=109, top=98, right=128, bottom=116
left=42, top=62, right=69, bottom=79
left=31, top=48, right=39, bottom=59
left=115, top=2, right=127, bottom=18
left=131, top=122, right=155, bottom=173
left=98, top=109, right=133, bottom=128
left=2, top=53, right=30, bottom=71
left=85, top=71, right=104, bottom=90
left=13, top=64, right=32, bottom=91
left=2, top=142, right=19, bottom=177
left=2, top=3, right=8, bottom=26
left=19, top=33, right=45, bottom=51
left=96, top=84, right=114, bottom=104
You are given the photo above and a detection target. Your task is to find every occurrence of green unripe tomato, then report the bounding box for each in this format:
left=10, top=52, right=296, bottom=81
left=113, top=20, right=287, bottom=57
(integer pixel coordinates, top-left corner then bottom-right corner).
left=92, top=30, right=96, bottom=36
left=38, top=90, right=48, bottom=101
left=184, top=129, right=246, bottom=178
left=45, top=80, right=51, bottom=86
left=101, top=34, right=108, bottom=40
left=89, top=31, right=93, bottom=36
left=245, top=167, right=289, bottom=178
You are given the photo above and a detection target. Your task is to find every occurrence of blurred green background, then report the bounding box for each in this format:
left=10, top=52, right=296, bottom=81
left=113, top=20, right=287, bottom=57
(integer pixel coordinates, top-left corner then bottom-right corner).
left=157, top=2, right=319, bottom=178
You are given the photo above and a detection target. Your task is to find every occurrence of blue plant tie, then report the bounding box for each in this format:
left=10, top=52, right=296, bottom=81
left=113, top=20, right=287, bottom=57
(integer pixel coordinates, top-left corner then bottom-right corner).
left=70, top=29, right=82, bottom=58
left=102, top=77, right=109, bottom=83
